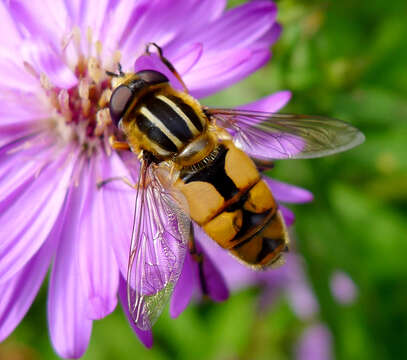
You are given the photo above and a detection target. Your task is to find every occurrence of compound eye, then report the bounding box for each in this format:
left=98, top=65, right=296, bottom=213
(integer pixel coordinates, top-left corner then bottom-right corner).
left=109, top=85, right=133, bottom=127
left=137, top=70, right=168, bottom=85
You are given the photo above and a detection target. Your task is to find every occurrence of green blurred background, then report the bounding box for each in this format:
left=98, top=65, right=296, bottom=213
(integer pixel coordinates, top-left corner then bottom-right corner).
left=2, top=0, right=407, bottom=359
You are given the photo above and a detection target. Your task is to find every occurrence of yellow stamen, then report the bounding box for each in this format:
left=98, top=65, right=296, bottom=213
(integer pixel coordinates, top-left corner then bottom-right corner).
left=88, top=57, right=103, bottom=83
left=23, top=61, right=39, bottom=78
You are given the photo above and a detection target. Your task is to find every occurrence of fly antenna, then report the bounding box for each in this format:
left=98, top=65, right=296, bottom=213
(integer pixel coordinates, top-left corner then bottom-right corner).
left=106, top=63, right=124, bottom=78
left=145, top=42, right=189, bottom=94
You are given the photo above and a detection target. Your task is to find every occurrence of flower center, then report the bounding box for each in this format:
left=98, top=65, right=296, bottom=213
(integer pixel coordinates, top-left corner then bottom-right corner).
left=33, top=27, right=121, bottom=155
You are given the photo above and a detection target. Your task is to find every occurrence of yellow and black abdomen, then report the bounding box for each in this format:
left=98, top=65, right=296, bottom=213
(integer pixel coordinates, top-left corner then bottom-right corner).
left=175, top=140, right=289, bottom=268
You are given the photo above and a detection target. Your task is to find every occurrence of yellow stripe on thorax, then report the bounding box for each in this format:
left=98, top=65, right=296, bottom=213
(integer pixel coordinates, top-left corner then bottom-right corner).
left=156, top=94, right=201, bottom=136
left=139, top=106, right=183, bottom=149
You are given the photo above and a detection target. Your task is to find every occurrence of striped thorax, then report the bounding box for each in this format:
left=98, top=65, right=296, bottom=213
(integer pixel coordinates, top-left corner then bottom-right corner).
left=109, top=70, right=209, bottom=162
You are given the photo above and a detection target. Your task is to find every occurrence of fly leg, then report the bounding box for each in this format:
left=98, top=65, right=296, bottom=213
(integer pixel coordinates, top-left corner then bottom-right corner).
left=109, top=134, right=131, bottom=151
left=96, top=176, right=137, bottom=190
left=145, top=42, right=189, bottom=94
left=188, top=224, right=209, bottom=296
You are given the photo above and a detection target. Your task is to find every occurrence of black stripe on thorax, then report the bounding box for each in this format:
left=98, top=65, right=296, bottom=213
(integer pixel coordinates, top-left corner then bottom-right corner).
left=143, top=94, right=193, bottom=143
left=136, top=113, right=178, bottom=153
left=166, top=94, right=204, bottom=132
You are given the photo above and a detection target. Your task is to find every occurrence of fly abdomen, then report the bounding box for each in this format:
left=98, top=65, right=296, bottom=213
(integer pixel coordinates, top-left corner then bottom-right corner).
left=175, top=139, right=288, bottom=269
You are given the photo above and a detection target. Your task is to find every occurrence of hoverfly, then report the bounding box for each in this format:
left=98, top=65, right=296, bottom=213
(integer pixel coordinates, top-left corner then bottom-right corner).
left=105, top=43, right=364, bottom=330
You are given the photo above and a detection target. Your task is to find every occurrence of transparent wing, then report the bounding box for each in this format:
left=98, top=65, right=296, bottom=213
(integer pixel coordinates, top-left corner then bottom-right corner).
left=127, top=159, right=190, bottom=330
left=207, top=109, right=365, bottom=160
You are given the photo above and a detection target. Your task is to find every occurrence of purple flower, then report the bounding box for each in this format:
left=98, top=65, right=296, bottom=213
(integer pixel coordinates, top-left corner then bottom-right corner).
left=0, top=0, right=308, bottom=357
left=296, top=323, right=333, bottom=360
left=330, top=270, right=358, bottom=305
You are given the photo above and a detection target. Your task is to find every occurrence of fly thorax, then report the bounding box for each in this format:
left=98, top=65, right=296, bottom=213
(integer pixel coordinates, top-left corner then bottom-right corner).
left=175, top=132, right=217, bottom=167
left=126, top=90, right=207, bottom=160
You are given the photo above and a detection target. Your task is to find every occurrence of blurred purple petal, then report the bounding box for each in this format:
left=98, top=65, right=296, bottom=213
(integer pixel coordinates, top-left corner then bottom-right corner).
left=237, top=91, right=292, bottom=112
left=0, top=238, right=56, bottom=341
left=118, top=277, right=153, bottom=348
left=48, top=184, right=92, bottom=359
left=264, top=178, right=314, bottom=204
left=287, top=281, right=319, bottom=319
left=296, top=324, right=333, bottom=360
left=0, top=2, right=22, bottom=49
left=330, top=270, right=358, bottom=305
left=279, top=205, right=296, bottom=227
left=256, top=23, right=283, bottom=46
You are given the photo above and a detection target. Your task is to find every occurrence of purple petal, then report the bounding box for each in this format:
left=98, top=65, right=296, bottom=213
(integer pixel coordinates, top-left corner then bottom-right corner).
left=172, top=42, right=203, bottom=75
left=330, top=270, right=358, bottom=305
left=48, top=180, right=92, bottom=359
left=283, top=256, right=319, bottom=319
left=0, top=150, right=76, bottom=283
left=0, top=144, right=47, bottom=213
left=77, top=157, right=119, bottom=320
left=21, top=39, right=77, bottom=89
left=0, top=94, right=49, bottom=124
left=279, top=204, right=295, bottom=227
left=296, top=324, right=333, bottom=360
left=255, top=23, right=282, bottom=47
left=101, top=0, right=151, bottom=58
left=179, top=1, right=277, bottom=51
left=187, top=0, right=226, bottom=23
left=119, top=0, right=198, bottom=62
left=5, top=0, right=68, bottom=46
left=264, top=177, right=314, bottom=204
left=0, top=57, right=41, bottom=93
left=198, top=243, right=229, bottom=302
left=0, top=237, right=56, bottom=341
left=237, top=91, right=292, bottom=113
left=287, top=280, right=319, bottom=319
left=187, top=48, right=271, bottom=98
left=79, top=0, right=115, bottom=47
left=102, top=153, right=136, bottom=280
left=170, top=253, right=197, bottom=318
left=118, top=277, right=153, bottom=348
left=0, top=2, right=22, bottom=49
